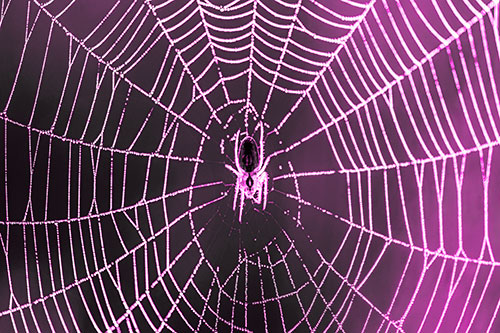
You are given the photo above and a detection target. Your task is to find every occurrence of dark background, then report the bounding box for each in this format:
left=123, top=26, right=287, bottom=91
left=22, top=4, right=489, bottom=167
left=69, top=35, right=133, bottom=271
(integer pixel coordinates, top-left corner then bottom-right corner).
left=1, top=0, right=500, bottom=332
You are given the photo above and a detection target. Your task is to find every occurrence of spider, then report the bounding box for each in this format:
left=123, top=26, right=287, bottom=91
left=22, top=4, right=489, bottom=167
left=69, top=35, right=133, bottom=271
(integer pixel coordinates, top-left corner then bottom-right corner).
left=225, top=123, right=269, bottom=222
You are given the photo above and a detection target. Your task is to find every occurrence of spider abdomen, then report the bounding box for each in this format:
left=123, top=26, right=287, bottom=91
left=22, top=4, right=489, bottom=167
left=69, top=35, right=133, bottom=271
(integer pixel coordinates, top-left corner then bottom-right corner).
left=238, top=137, right=259, bottom=173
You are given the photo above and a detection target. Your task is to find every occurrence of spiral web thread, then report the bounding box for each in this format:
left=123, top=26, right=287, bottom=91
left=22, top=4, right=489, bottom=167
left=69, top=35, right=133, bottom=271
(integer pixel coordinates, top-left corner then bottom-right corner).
left=1, top=0, right=500, bottom=331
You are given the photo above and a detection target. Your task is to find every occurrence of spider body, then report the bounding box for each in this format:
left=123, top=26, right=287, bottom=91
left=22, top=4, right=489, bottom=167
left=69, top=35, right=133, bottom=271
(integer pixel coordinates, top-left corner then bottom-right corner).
left=239, top=137, right=259, bottom=172
left=225, top=124, right=269, bottom=222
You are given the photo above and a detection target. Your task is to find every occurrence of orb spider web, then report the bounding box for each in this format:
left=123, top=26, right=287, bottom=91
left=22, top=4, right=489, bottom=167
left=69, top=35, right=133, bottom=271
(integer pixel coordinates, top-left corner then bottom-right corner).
left=1, top=0, right=500, bottom=332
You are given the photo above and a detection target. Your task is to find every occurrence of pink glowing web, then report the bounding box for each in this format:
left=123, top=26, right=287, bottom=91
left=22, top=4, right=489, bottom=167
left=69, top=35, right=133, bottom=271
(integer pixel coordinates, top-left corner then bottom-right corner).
left=1, top=0, right=500, bottom=331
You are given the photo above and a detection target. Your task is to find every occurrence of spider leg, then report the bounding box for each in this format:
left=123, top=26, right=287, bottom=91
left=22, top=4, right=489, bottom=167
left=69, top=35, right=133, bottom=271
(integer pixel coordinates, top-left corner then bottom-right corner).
left=257, top=156, right=271, bottom=178
left=257, top=122, right=264, bottom=171
left=233, top=182, right=239, bottom=211
left=239, top=187, right=245, bottom=222
left=254, top=180, right=262, bottom=205
left=263, top=172, right=268, bottom=210
left=234, top=129, right=242, bottom=172
left=225, top=164, right=239, bottom=175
